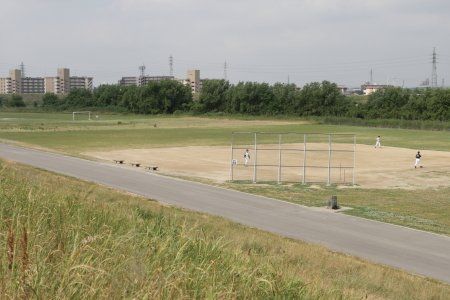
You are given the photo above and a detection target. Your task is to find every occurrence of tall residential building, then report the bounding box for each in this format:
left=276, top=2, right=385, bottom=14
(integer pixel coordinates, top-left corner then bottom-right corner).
left=1, top=67, right=93, bottom=95
left=57, top=68, right=71, bottom=94
left=44, top=69, right=93, bottom=94
left=184, top=70, right=202, bottom=93
left=22, top=77, right=45, bottom=93
left=70, top=76, right=94, bottom=91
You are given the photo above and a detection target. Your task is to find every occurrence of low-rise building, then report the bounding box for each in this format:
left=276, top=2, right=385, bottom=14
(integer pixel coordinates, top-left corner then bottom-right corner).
left=361, top=84, right=390, bottom=95
left=118, top=76, right=174, bottom=86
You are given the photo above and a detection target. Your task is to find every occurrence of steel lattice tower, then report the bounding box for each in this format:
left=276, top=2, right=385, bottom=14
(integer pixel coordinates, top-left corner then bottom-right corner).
left=139, top=64, right=146, bottom=77
left=169, top=55, right=174, bottom=77
left=431, top=47, right=438, bottom=88
left=223, top=61, right=228, bottom=80
left=20, top=62, right=25, bottom=77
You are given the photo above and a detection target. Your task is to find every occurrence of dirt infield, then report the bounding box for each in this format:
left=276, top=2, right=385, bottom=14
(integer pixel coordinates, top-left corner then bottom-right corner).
left=85, top=144, right=450, bottom=189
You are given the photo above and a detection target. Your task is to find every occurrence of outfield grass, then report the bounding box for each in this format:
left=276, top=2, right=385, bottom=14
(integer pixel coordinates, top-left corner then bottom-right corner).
left=0, top=112, right=449, bottom=152
left=221, top=182, right=450, bottom=235
left=1, top=160, right=449, bottom=298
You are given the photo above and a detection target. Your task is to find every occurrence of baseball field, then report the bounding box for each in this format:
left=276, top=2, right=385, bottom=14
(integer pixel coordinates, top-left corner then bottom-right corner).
left=1, top=111, right=449, bottom=234
left=1, top=111, right=450, bottom=297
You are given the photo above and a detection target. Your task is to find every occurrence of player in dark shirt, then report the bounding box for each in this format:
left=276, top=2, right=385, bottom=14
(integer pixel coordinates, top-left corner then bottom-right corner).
left=414, top=151, right=422, bottom=168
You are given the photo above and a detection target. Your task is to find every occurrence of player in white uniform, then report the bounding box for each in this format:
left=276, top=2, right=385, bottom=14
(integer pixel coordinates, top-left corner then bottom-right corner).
left=414, top=151, right=422, bottom=168
left=374, top=136, right=381, bottom=148
left=244, top=149, right=250, bottom=166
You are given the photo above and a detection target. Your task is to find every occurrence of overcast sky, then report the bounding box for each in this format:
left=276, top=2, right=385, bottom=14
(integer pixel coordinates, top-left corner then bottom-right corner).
left=1, top=0, right=449, bottom=87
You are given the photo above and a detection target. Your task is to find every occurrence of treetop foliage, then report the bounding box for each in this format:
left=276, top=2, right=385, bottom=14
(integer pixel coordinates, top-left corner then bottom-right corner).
left=16, top=79, right=449, bottom=122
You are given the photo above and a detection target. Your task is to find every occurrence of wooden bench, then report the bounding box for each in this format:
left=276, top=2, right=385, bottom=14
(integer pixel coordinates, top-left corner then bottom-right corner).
left=114, top=160, right=124, bottom=164
left=146, top=166, right=159, bottom=171
left=131, top=163, right=141, bottom=167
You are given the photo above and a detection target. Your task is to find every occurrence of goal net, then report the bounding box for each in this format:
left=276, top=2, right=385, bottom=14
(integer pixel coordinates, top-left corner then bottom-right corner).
left=230, top=132, right=356, bottom=185
left=72, top=111, right=92, bottom=121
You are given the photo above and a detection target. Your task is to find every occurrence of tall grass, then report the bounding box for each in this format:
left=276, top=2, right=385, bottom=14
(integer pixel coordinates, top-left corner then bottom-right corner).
left=0, top=163, right=305, bottom=298
left=1, top=161, right=449, bottom=299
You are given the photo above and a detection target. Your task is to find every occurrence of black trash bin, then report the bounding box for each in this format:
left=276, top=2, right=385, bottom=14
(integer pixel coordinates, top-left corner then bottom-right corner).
left=328, top=195, right=339, bottom=210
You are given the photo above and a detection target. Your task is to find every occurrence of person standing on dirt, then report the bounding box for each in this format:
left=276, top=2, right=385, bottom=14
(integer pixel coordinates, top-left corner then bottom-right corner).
left=375, top=136, right=381, bottom=148
left=244, top=149, right=250, bottom=166
left=415, top=151, right=422, bottom=168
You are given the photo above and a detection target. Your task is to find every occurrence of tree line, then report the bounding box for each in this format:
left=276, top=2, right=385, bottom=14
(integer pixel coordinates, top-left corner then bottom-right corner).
left=194, top=80, right=449, bottom=121
left=1, top=79, right=449, bottom=121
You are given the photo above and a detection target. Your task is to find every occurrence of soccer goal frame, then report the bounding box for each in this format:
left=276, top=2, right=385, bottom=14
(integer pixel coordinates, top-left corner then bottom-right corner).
left=230, top=132, right=356, bottom=185
left=72, top=111, right=92, bottom=121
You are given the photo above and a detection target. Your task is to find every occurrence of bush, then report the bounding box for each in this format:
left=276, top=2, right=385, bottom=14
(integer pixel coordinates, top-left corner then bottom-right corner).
left=7, top=95, right=26, bottom=107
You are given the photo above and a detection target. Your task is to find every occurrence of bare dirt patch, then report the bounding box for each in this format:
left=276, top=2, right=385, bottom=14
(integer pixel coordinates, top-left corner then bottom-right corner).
left=85, top=144, right=450, bottom=190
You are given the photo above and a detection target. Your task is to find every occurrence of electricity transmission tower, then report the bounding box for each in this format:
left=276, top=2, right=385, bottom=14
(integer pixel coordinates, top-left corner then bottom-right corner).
left=431, top=47, right=438, bottom=88
left=20, top=62, right=25, bottom=77
left=169, top=55, right=174, bottom=77
left=139, top=64, right=146, bottom=77
left=223, top=61, right=228, bottom=80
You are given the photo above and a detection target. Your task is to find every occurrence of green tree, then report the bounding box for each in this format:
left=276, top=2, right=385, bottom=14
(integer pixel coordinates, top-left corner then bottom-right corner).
left=7, top=95, right=26, bottom=107
left=64, top=89, right=94, bottom=108
left=196, top=79, right=230, bottom=113
left=42, top=93, right=60, bottom=107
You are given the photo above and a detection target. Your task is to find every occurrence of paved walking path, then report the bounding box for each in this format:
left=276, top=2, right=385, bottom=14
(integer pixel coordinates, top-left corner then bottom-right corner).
left=1, top=143, right=449, bottom=283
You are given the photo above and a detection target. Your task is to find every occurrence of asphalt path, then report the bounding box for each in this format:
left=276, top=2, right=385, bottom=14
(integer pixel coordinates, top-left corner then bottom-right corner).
left=1, top=143, right=449, bottom=283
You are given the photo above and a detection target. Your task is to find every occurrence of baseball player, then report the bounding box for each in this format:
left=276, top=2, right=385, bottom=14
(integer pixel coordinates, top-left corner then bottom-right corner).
left=414, top=151, right=422, bottom=168
left=374, top=136, right=381, bottom=148
left=244, top=149, right=250, bottom=166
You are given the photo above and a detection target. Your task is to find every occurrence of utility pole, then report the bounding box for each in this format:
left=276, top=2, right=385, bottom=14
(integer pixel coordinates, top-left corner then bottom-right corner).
left=370, top=69, right=373, bottom=84
left=287, top=75, right=290, bottom=85
left=169, top=55, right=174, bottom=77
left=431, top=47, right=438, bottom=88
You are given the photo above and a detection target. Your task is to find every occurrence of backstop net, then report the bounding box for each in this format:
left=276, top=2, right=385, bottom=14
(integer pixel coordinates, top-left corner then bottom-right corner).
left=230, top=132, right=356, bottom=185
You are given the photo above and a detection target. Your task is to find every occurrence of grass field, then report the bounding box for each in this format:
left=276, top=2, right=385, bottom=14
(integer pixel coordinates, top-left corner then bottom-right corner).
left=0, top=111, right=449, bottom=236
left=0, top=112, right=449, bottom=152
left=1, top=160, right=449, bottom=298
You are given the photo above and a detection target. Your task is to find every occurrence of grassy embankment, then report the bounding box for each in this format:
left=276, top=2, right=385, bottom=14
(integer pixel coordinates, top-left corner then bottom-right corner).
left=1, top=160, right=449, bottom=298
left=0, top=111, right=449, bottom=235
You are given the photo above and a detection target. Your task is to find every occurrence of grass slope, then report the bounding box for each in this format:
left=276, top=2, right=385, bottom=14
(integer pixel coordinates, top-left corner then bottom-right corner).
left=1, top=160, right=449, bottom=299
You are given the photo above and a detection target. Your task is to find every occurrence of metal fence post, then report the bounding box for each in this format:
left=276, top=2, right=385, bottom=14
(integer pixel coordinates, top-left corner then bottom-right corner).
left=352, top=135, right=356, bottom=185
left=277, top=134, right=282, bottom=184
left=253, top=133, right=257, bottom=183
left=230, top=133, right=234, bottom=181
left=302, top=134, right=306, bottom=184
left=327, top=134, right=332, bottom=186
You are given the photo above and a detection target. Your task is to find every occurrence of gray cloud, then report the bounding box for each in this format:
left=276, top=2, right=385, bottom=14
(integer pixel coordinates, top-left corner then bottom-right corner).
left=0, top=0, right=448, bottom=87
